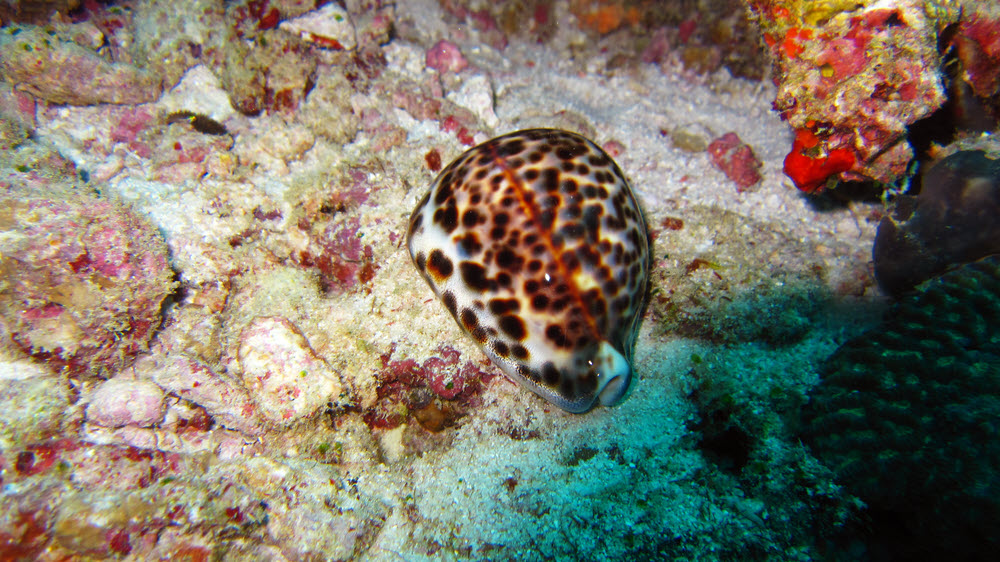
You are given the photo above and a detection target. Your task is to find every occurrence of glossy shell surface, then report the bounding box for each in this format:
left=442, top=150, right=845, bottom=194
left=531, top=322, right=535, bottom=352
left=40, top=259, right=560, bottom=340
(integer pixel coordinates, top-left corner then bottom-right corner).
left=407, top=129, right=649, bottom=412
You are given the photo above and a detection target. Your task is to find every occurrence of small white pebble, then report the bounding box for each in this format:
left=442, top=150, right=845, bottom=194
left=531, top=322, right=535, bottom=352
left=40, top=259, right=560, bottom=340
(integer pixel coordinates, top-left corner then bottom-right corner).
left=87, top=378, right=165, bottom=428
left=446, top=75, right=498, bottom=129
left=279, top=4, right=357, bottom=50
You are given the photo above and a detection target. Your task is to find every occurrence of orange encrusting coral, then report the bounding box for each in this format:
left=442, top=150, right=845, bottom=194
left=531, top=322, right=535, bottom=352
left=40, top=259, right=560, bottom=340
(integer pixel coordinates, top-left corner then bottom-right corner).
left=783, top=128, right=855, bottom=193
left=780, top=27, right=812, bottom=58
left=571, top=0, right=640, bottom=34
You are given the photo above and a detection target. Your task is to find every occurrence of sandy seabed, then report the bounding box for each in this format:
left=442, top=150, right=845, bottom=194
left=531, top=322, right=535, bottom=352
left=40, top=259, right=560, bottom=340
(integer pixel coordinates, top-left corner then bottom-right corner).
left=0, top=1, right=884, bottom=559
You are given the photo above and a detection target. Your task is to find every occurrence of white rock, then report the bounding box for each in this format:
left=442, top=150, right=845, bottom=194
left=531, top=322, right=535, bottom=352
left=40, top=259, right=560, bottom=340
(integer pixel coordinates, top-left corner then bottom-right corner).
left=446, top=74, right=499, bottom=129
left=157, top=65, right=236, bottom=122
left=379, top=424, right=407, bottom=463
left=280, top=4, right=357, bottom=51
left=237, top=317, right=344, bottom=425
left=0, top=354, right=50, bottom=380
left=87, top=378, right=165, bottom=428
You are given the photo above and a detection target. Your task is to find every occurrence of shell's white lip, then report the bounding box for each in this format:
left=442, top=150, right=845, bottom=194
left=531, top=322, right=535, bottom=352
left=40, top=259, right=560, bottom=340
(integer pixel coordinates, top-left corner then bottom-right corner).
left=498, top=341, right=633, bottom=414
left=596, top=341, right=632, bottom=407
left=598, top=374, right=630, bottom=407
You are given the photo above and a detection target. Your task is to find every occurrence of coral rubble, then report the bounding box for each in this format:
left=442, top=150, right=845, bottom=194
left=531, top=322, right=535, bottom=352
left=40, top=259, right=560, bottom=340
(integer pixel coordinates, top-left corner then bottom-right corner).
left=0, top=0, right=891, bottom=559
left=236, top=316, right=347, bottom=425
left=707, top=131, right=763, bottom=191
left=0, top=25, right=162, bottom=105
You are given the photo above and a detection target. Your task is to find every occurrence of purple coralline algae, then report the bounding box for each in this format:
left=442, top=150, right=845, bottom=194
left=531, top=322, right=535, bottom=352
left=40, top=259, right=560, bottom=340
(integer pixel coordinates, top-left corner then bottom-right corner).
left=707, top=131, right=763, bottom=191
left=0, top=179, right=175, bottom=376
left=425, top=39, right=469, bottom=73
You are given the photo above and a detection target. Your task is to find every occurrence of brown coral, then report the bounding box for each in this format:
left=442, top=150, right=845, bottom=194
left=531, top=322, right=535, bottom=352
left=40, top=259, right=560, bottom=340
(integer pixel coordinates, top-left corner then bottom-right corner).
left=874, top=145, right=1000, bottom=296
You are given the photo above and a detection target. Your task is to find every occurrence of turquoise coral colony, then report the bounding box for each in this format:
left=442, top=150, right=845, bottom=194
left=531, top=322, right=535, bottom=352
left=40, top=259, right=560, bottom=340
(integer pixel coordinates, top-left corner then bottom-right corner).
left=407, top=129, right=650, bottom=413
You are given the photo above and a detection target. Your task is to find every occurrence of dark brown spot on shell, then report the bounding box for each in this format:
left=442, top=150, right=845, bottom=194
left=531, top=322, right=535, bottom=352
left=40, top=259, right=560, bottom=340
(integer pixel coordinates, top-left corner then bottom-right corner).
left=489, top=298, right=520, bottom=315
left=434, top=179, right=454, bottom=205
left=460, top=308, right=487, bottom=342
left=517, top=364, right=540, bottom=382
left=490, top=226, right=507, bottom=241
left=542, top=362, right=560, bottom=386
left=556, top=145, right=584, bottom=160
left=495, top=248, right=524, bottom=273
left=546, top=324, right=568, bottom=348
left=462, top=208, right=480, bottom=228
left=542, top=168, right=560, bottom=192
left=460, top=261, right=490, bottom=292
left=497, top=139, right=525, bottom=157
left=434, top=205, right=458, bottom=233
left=456, top=232, right=483, bottom=255
left=498, top=314, right=527, bottom=341
left=442, top=291, right=457, bottom=316
left=560, top=377, right=574, bottom=398
left=426, top=249, right=453, bottom=280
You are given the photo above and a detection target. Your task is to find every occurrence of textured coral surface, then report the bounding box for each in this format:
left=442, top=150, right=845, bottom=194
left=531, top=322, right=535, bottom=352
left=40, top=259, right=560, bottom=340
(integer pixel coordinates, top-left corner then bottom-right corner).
left=801, top=255, right=1000, bottom=560
left=749, top=0, right=951, bottom=191
left=0, top=0, right=958, bottom=560
left=0, top=178, right=175, bottom=375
